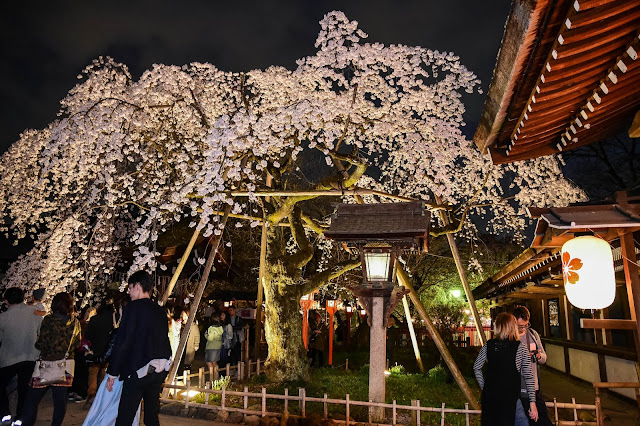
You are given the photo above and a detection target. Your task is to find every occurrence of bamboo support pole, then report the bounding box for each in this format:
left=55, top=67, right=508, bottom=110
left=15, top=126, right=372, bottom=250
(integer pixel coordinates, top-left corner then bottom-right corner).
left=160, top=223, right=201, bottom=305
left=434, top=194, right=486, bottom=346
left=164, top=205, right=232, bottom=396
left=396, top=265, right=480, bottom=410
left=402, top=295, right=425, bottom=373
left=227, top=188, right=416, bottom=202
left=255, top=175, right=271, bottom=361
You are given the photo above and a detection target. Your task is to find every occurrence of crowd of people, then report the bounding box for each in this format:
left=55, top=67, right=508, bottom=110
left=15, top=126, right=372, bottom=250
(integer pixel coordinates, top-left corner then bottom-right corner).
left=1, top=275, right=554, bottom=426
left=0, top=272, right=253, bottom=426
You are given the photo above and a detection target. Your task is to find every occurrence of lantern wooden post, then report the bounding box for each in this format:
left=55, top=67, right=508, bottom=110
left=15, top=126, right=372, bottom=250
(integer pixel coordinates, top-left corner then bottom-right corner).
left=326, top=300, right=338, bottom=366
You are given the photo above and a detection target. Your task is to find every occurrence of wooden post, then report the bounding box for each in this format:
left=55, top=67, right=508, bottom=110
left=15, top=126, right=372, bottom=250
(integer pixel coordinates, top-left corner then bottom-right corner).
left=244, top=386, right=249, bottom=414
left=161, top=223, right=201, bottom=305
left=434, top=194, right=486, bottom=346
left=255, top=174, right=271, bottom=361
left=346, top=394, right=350, bottom=426
left=402, top=295, right=425, bottom=373
left=397, top=265, right=480, bottom=410
left=284, top=388, right=289, bottom=413
left=595, top=388, right=603, bottom=426
left=164, top=205, right=231, bottom=396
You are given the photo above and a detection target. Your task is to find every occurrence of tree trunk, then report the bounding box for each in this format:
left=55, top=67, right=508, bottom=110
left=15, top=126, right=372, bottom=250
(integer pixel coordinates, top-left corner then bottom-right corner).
left=263, top=260, right=309, bottom=381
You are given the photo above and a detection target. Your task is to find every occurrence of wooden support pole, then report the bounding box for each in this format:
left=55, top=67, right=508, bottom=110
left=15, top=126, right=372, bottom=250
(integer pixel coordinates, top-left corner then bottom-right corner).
left=255, top=174, right=271, bottom=361
left=164, top=205, right=231, bottom=396
left=402, top=295, right=425, bottom=373
left=434, top=194, right=486, bottom=346
left=161, top=223, right=201, bottom=305
left=226, top=188, right=416, bottom=202
left=397, top=265, right=480, bottom=410
left=617, top=191, right=640, bottom=372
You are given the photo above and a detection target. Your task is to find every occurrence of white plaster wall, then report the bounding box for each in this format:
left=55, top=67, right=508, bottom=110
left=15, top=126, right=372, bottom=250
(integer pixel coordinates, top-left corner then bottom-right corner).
left=605, top=356, right=639, bottom=400
left=568, top=348, right=600, bottom=383
left=545, top=343, right=566, bottom=372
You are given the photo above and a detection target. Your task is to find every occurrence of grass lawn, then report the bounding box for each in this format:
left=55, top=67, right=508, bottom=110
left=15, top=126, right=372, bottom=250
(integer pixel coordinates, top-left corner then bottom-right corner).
left=194, top=346, right=483, bottom=425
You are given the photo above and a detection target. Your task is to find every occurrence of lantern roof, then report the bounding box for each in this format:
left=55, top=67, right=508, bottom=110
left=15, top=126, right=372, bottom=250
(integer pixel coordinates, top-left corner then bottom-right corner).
left=324, top=201, right=430, bottom=250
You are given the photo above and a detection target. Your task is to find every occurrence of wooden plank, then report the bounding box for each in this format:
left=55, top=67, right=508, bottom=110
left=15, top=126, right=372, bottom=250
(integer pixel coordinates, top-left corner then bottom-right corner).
left=580, top=318, right=636, bottom=330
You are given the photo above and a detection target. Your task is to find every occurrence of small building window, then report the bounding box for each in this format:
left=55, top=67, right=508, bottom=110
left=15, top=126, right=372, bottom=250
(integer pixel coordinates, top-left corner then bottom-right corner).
left=547, top=298, right=562, bottom=338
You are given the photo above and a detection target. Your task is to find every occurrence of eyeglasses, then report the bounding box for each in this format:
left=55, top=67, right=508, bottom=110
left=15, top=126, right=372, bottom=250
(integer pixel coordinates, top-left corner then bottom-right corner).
left=517, top=323, right=530, bottom=330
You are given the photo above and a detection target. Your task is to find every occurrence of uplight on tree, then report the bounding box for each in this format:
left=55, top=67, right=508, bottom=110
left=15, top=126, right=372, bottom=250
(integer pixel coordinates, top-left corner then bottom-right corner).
left=561, top=235, right=615, bottom=310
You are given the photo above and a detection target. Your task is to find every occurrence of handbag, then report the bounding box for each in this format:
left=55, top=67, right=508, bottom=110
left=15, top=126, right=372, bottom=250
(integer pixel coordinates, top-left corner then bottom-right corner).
left=31, top=319, right=79, bottom=387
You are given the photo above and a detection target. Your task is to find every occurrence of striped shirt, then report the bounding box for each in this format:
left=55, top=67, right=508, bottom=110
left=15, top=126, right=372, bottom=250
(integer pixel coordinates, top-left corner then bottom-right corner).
left=473, top=341, right=536, bottom=401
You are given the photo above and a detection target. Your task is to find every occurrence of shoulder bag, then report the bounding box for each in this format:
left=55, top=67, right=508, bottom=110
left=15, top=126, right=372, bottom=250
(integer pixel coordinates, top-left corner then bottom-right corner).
left=31, top=319, right=79, bottom=387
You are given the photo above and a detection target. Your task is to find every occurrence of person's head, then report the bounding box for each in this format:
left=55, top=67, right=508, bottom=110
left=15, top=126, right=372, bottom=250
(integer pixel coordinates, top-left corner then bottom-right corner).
left=84, top=306, right=97, bottom=322
left=127, top=271, right=153, bottom=300
left=228, top=306, right=236, bottom=317
left=4, top=287, right=25, bottom=305
left=32, top=288, right=45, bottom=301
left=493, top=312, right=519, bottom=341
left=512, top=305, right=531, bottom=336
left=220, top=311, right=227, bottom=322
left=211, top=314, right=222, bottom=326
left=181, top=308, right=190, bottom=322
left=51, top=292, right=74, bottom=316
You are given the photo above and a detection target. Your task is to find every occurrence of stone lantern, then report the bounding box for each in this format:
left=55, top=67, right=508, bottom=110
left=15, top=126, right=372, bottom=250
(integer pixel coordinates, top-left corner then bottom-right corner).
left=325, top=201, right=430, bottom=421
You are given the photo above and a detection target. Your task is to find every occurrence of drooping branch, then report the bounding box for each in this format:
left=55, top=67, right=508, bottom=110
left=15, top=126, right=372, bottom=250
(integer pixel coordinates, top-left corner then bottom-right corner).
left=302, top=257, right=361, bottom=295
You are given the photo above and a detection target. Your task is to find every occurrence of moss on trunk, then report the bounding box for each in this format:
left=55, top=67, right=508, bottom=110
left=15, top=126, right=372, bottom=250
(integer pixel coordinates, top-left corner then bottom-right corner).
left=263, top=259, right=309, bottom=382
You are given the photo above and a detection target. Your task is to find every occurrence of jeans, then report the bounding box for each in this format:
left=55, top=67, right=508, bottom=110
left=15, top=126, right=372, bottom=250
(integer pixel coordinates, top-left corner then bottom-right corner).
left=519, top=389, right=553, bottom=426
left=0, top=361, right=35, bottom=420
left=21, top=385, right=69, bottom=426
left=115, top=370, right=168, bottom=426
left=515, top=398, right=529, bottom=426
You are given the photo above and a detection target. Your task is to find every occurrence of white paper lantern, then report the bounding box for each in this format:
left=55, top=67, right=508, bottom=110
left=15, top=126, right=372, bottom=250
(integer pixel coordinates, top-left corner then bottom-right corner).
left=561, top=235, right=615, bottom=310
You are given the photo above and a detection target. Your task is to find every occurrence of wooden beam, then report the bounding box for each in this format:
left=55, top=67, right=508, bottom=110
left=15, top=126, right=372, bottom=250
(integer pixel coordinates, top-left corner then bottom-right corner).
left=580, top=318, right=636, bottom=330
left=630, top=110, right=640, bottom=138
left=164, top=205, right=232, bottom=396
left=161, top=223, right=201, bottom=305
left=396, top=265, right=480, bottom=410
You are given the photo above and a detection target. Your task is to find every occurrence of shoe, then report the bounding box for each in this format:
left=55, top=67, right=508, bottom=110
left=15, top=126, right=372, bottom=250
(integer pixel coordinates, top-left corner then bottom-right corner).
left=83, top=397, right=94, bottom=410
left=67, top=392, right=77, bottom=401
left=11, top=420, right=22, bottom=426
left=1, top=415, right=12, bottom=426
left=73, top=394, right=87, bottom=403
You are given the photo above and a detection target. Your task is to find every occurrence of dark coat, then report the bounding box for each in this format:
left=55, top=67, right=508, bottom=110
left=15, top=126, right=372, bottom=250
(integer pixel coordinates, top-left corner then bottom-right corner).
left=106, top=298, right=171, bottom=379
left=85, top=309, right=115, bottom=358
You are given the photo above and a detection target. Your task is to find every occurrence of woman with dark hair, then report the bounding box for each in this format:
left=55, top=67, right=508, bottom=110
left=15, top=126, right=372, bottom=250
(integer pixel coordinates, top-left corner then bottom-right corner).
left=473, top=312, right=538, bottom=425
left=22, top=292, right=81, bottom=426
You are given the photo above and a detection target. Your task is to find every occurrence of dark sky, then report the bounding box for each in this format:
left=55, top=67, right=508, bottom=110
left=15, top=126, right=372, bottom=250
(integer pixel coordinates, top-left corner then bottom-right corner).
left=0, top=0, right=512, bottom=154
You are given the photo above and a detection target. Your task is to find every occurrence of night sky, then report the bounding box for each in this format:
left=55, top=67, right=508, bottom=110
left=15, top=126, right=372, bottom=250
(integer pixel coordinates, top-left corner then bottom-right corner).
left=0, top=0, right=512, bottom=154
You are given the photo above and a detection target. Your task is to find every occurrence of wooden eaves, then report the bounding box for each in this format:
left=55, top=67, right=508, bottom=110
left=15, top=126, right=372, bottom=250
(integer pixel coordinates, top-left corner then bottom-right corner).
left=474, top=0, right=640, bottom=164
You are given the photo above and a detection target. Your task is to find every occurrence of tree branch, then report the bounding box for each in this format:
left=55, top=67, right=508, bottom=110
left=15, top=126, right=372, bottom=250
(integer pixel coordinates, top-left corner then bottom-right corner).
left=283, top=207, right=314, bottom=272
left=302, top=257, right=361, bottom=295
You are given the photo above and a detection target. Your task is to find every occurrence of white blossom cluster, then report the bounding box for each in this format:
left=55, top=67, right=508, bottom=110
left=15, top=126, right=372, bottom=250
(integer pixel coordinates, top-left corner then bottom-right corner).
left=0, top=11, right=584, bottom=300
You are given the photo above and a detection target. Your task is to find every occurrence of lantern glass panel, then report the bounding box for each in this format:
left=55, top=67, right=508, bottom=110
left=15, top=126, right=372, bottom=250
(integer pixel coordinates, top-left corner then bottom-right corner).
left=364, top=252, right=391, bottom=281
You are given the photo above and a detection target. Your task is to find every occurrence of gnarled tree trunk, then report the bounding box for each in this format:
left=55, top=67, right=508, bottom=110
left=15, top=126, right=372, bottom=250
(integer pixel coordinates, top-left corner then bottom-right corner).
left=263, top=262, right=308, bottom=382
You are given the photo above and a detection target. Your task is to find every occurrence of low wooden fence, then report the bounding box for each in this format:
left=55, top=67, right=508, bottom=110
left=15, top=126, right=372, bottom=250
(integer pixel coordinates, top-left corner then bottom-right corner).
left=593, top=382, right=640, bottom=426
left=161, top=378, right=599, bottom=425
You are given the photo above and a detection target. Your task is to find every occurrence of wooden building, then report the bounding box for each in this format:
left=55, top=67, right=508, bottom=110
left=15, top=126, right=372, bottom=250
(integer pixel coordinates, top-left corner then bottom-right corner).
left=473, top=194, right=640, bottom=398
left=474, top=0, right=640, bottom=163
left=471, top=0, right=640, bottom=399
